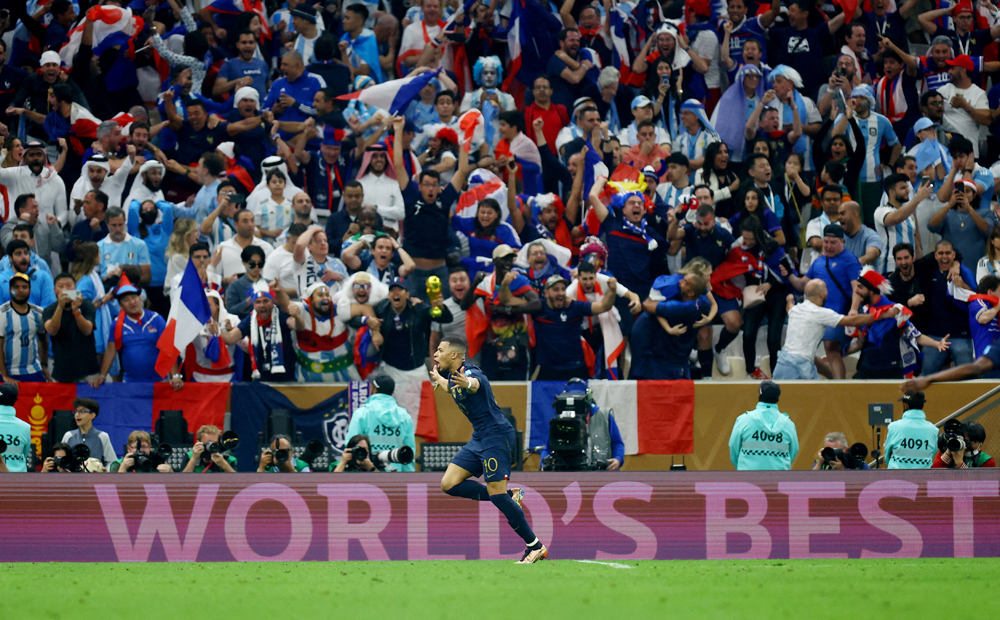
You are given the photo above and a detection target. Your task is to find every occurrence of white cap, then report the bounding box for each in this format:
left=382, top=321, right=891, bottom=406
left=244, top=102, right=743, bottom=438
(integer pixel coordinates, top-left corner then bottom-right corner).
left=233, top=86, right=260, bottom=109
left=40, top=51, right=61, bottom=67
left=139, top=160, right=165, bottom=175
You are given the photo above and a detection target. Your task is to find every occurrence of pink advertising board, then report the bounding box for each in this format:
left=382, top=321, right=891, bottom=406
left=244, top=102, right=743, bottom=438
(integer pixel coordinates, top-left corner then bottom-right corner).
left=1, top=471, right=998, bottom=562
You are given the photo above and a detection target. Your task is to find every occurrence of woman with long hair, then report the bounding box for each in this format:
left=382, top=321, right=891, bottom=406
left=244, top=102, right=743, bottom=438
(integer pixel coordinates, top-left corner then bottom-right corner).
left=163, top=218, right=200, bottom=294
left=782, top=152, right=810, bottom=254
left=976, top=226, right=1000, bottom=283
left=727, top=186, right=786, bottom=245
left=73, top=242, right=116, bottom=372
left=645, top=56, right=689, bottom=138
left=813, top=102, right=866, bottom=198
left=451, top=198, right=521, bottom=274
left=145, top=0, right=211, bottom=95
left=694, top=141, right=740, bottom=218
left=736, top=217, right=788, bottom=380
left=1, top=136, right=24, bottom=168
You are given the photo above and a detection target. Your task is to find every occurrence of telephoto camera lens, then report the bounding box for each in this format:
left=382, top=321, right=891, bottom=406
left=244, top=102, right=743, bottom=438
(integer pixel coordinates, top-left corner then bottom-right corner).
left=947, top=435, right=966, bottom=452
left=274, top=448, right=290, bottom=464
left=374, top=445, right=414, bottom=467
left=350, top=446, right=369, bottom=463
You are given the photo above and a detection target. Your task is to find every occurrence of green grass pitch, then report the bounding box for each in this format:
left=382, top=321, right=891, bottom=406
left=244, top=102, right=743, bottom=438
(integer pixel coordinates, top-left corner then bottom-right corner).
left=1, top=559, right=995, bottom=619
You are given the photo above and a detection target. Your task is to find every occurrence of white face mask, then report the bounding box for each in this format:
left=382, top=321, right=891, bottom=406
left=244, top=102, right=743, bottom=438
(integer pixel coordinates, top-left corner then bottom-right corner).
left=480, top=68, right=498, bottom=88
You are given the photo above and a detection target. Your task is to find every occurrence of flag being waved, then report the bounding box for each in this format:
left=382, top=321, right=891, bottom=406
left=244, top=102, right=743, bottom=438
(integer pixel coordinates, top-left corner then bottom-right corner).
left=155, top=259, right=212, bottom=377
left=336, top=68, right=442, bottom=116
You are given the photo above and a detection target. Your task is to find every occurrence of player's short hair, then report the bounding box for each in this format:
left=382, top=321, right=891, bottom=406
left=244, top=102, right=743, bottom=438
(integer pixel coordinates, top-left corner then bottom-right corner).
left=442, top=338, right=468, bottom=356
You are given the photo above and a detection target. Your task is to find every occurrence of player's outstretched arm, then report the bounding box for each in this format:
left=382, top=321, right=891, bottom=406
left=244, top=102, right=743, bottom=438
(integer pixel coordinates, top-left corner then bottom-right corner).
left=451, top=369, right=480, bottom=393
left=901, top=356, right=995, bottom=394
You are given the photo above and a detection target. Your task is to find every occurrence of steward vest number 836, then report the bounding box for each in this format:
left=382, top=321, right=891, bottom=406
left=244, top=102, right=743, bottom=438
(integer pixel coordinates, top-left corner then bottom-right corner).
left=751, top=430, right=783, bottom=443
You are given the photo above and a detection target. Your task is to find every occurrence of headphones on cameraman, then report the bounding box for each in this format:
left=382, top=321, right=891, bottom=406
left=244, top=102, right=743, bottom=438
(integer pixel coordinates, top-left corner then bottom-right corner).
left=563, top=378, right=595, bottom=409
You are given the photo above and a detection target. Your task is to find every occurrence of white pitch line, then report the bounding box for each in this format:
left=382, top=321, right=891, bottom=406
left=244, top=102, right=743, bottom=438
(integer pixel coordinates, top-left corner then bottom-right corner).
left=575, top=560, right=635, bottom=569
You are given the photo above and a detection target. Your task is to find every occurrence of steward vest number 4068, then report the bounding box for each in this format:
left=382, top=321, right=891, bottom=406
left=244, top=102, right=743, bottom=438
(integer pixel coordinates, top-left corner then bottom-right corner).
left=750, top=430, right=784, bottom=443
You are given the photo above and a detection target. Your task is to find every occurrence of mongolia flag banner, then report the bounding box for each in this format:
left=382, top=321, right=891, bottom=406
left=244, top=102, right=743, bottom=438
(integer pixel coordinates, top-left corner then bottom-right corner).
left=14, top=383, right=229, bottom=457
left=526, top=380, right=694, bottom=455
left=336, top=68, right=442, bottom=116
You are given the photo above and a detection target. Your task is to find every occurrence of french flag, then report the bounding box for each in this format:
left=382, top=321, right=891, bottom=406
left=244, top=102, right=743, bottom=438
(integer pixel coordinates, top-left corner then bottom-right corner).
left=336, top=68, right=442, bottom=116
left=59, top=6, right=144, bottom=71
left=499, top=0, right=562, bottom=106
left=525, top=381, right=695, bottom=454
left=155, top=259, right=212, bottom=377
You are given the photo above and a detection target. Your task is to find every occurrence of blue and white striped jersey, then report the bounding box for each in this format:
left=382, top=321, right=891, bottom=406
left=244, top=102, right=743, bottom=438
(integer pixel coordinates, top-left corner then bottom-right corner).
left=0, top=301, right=44, bottom=376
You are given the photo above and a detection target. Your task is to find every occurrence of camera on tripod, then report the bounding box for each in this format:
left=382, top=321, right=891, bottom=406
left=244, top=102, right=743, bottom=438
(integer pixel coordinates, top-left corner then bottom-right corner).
left=820, top=442, right=869, bottom=470
left=541, top=386, right=607, bottom=472
left=53, top=444, right=92, bottom=472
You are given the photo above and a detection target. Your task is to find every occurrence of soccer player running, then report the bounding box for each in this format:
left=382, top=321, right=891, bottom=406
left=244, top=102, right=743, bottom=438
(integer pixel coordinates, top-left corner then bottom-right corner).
left=431, top=338, right=548, bottom=563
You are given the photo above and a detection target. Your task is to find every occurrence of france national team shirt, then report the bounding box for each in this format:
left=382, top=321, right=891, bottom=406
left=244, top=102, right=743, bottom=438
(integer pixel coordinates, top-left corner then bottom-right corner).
left=970, top=297, right=1000, bottom=358
left=723, top=16, right=768, bottom=66
left=683, top=224, right=736, bottom=268
left=533, top=300, right=593, bottom=370
left=599, top=212, right=664, bottom=296
left=447, top=363, right=511, bottom=440
left=918, top=56, right=984, bottom=92
left=874, top=201, right=917, bottom=274
left=836, top=112, right=898, bottom=183
left=0, top=270, right=56, bottom=308
left=112, top=310, right=167, bottom=383
left=0, top=301, right=44, bottom=376
left=97, top=234, right=151, bottom=279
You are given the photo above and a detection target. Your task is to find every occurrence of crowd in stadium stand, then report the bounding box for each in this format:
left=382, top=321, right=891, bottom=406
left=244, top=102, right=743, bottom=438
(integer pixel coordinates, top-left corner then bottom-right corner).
left=0, top=0, right=997, bottom=391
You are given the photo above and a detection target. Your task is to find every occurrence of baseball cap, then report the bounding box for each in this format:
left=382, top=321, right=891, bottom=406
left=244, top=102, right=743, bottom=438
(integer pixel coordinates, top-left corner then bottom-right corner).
left=913, top=117, right=938, bottom=133
left=9, top=272, right=30, bottom=288
left=387, top=277, right=407, bottom=290
left=492, top=244, right=516, bottom=260
left=0, top=382, right=18, bottom=406
left=291, top=5, right=318, bottom=22
left=946, top=55, right=974, bottom=73
left=823, top=224, right=845, bottom=239
left=631, top=95, right=654, bottom=110
left=544, top=275, right=568, bottom=289
left=899, top=392, right=926, bottom=408
left=372, top=375, right=395, bottom=396
left=758, top=380, right=781, bottom=404
left=953, top=1, right=973, bottom=14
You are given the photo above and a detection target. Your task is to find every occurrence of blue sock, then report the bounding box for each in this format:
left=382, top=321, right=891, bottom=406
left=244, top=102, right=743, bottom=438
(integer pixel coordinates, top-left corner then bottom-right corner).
left=445, top=480, right=491, bottom=501
left=490, top=493, right=538, bottom=546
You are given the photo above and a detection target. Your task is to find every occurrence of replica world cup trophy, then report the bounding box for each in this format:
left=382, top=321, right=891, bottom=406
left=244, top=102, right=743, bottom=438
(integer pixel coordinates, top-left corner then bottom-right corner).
left=426, top=276, right=444, bottom=318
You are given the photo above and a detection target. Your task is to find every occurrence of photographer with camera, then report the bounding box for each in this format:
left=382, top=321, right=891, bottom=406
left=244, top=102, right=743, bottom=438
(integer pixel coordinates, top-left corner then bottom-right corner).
left=181, top=425, right=238, bottom=473
left=541, top=378, right=625, bottom=471
left=729, top=380, right=799, bottom=471
left=884, top=392, right=938, bottom=469
left=40, top=442, right=103, bottom=472
left=932, top=420, right=996, bottom=469
left=61, top=398, right=117, bottom=466
left=339, top=377, right=416, bottom=471
left=810, top=432, right=871, bottom=470
left=331, top=434, right=378, bottom=472
left=257, top=434, right=311, bottom=473
left=110, top=431, right=174, bottom=473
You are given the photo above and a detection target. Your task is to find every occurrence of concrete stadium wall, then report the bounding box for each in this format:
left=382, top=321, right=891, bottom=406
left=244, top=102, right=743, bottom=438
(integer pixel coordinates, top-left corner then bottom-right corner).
left=431, top=381, right=1000, bottom=471
left=1, top=472, right=996, bottom=562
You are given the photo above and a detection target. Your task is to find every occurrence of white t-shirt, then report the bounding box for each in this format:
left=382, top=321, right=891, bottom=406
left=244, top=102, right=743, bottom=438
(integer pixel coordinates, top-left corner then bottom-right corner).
left=691, top=30, right=721, bottom=89
left=261, top=245, right=297, bottom=291
left=358, top=172, right=405, bottom=229
left=211, top=237, right=274, bottom=280
left=937, top=83, right=989, bottom=158
left=782, top=299, right=844, bottom=359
